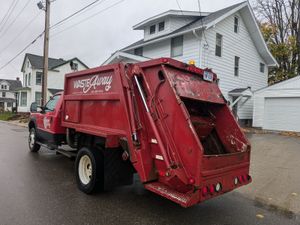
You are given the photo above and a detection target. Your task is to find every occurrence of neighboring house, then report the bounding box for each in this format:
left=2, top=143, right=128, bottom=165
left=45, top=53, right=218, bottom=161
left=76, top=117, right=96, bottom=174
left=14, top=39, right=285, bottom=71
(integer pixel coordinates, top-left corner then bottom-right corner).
left=17, top=53, right=89, bottom=112
left=253, top=76, right=300, bottom=132
left=103, top=1, right=277, bottom=124
left=0, top=78, right=22, bottom=112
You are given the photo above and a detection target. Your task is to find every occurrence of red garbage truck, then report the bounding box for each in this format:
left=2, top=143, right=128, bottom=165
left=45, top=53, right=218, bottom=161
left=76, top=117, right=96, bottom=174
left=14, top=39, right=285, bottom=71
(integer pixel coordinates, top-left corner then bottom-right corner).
left=28, top=58, right=251, bottom=207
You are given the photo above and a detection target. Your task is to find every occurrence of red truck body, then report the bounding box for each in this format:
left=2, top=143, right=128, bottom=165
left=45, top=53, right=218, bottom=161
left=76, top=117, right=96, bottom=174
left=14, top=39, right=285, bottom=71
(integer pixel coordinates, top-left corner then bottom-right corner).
left=29, top=58, right=251, bottom=207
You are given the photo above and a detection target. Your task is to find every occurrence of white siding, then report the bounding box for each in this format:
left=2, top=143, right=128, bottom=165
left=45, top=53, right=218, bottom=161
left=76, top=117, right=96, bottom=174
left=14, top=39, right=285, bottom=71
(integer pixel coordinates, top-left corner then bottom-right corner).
left=141, top=32, right=201, bottom=66
left=143, top=17, right=196, bottom=41
left=253, top=76, right=300, bottom=127
left=169, top=17, right=195, bottom=32
left=200, top=12, right=268, bottom=119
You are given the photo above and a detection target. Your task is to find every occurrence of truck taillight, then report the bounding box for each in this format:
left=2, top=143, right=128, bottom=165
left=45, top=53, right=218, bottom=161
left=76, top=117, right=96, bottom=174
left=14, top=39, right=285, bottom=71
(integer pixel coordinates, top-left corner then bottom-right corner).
left=202, top=186, right=208, bottom=196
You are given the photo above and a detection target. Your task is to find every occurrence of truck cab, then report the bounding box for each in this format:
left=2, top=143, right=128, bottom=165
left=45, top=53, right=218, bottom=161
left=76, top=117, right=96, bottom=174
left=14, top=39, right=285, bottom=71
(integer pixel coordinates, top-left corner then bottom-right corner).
left=28, top=93, right=66, bottom=152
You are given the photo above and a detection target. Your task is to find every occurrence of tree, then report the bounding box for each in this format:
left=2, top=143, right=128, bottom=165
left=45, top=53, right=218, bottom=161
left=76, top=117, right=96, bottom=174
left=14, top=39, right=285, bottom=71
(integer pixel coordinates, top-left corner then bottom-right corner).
left=253, top=0, right=300, bottom=84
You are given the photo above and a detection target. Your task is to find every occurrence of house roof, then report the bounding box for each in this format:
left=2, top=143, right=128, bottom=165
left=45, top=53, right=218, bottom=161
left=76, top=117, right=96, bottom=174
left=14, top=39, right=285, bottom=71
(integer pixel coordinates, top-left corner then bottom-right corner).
left=48, top=88, right=63, bottom=95
left=133, top=10, right=210, bottom=30
left=102, top=51, right=150, bottom=65
left=0, top=97, right=15, bottom=103
left=21, top=53, right=89, bottom=72
left=0, top=79, right=22, bottom=91
left=228, top=87, right=253, bottom=97
left=116, top=1, right=277, bottom=67
left=255, top=75, right=300, bottom=93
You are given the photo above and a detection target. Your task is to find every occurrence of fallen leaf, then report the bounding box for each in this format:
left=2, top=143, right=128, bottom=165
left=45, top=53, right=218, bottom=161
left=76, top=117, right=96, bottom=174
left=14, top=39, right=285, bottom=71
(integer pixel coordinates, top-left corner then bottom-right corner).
left=256, top=214, right=264, bottom=219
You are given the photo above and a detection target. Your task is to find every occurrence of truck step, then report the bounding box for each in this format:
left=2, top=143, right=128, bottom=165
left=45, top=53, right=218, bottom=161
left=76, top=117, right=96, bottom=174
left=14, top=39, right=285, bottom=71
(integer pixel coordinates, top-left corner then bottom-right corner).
left=56, top=149, right=77, bottom=158
left=144, top=182, right=193, bottom=207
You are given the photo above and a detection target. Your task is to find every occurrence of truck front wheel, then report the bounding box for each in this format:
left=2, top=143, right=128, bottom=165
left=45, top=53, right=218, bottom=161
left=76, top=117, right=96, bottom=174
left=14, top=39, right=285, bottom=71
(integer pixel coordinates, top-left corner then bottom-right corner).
left=75, top=147, right=104, bottom=194
left=28, top=128, right=41, bottom=152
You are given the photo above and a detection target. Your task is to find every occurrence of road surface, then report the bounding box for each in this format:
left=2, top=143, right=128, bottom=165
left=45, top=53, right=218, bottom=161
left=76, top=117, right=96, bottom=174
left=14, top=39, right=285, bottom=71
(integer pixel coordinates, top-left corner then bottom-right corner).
left=0, top=122, right=298, bottom=225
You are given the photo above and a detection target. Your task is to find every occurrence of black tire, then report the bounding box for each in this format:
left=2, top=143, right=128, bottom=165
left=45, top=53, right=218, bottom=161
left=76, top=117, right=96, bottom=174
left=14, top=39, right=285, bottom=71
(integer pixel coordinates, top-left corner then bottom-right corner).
left=75, top=147, right=104, bottom=194
left=28, top=127, right=41, bottom=152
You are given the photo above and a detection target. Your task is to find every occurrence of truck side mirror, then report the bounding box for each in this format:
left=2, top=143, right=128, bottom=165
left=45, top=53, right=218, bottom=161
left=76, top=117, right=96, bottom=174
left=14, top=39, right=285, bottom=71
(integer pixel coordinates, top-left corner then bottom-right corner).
left=30, top=102, right=38, bottom=113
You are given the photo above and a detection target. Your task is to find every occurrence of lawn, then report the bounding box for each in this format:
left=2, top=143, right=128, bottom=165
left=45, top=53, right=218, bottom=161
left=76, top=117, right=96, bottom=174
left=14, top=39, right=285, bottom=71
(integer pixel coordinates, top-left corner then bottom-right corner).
left=0, top=112, right=15, bottom=121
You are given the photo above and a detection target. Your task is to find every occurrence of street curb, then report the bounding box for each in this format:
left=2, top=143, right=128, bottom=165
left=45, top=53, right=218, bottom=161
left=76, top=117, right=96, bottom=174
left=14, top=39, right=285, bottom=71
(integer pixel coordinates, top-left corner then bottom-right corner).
left=0, top=120, right=28, bottom=128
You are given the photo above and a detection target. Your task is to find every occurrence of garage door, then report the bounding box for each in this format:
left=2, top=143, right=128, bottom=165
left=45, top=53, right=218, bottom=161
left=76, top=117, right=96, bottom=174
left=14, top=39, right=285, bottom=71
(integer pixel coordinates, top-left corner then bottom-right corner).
left=264, top=97, right=300, bottom=132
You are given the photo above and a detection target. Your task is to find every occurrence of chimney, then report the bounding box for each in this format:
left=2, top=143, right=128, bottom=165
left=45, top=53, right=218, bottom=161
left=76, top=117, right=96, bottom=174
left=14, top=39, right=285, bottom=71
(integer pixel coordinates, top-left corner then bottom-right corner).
left=16, top=77, right=20, bottom=81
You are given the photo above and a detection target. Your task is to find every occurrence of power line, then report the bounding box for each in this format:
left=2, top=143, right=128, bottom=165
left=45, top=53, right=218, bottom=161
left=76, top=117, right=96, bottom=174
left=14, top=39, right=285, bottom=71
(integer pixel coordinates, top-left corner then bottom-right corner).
left=0, top=11, right=42, bottom=57
left=0, top=0, right=32, bottom=39
left=0, top=0, right=18, bottom=29
left=0, top=0, right=20, bottom=34
left=50, top=0, right=104, bottom=30
left=0, top=0, right=125, bottom=71
left=51, top=0, right=125, bottom=38
left=0, top=32, right=43, bottom=71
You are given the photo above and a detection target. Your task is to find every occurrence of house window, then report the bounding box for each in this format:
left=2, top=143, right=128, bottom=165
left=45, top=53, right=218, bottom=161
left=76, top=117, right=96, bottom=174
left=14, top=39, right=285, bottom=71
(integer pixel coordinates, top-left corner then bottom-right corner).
left=234, top=56, right=240, bottom=76
left=215, top=33, right=223, bottom=57
left=1, top=84, right=7, bottom=90
left=171, top=35, right=183, bottom=57
left=2, top=92, right=5, bottom=97
left=260, top=63, right=265, bottom=73
left=28, top=73, right=31, bottom=86
left=70, top=62, right=78, bottom=71
left=234, top=16, right=239, bottom=33
left=134, top=47, right=143, bottom=56
left=150, top=24, right=156, bottom=34
left=158, top=22, right=165, bottom=31
left=35, top=92, right=42, bottom=104
left=20, top=92, right=27, bottom=106
left=36, top=72, right=42, bottom=85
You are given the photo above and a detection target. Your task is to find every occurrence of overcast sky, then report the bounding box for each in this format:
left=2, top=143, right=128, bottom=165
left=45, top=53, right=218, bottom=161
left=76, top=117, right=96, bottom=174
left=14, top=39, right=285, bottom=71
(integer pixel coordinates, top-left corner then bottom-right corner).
left=0, top=0, right=246, bottom=80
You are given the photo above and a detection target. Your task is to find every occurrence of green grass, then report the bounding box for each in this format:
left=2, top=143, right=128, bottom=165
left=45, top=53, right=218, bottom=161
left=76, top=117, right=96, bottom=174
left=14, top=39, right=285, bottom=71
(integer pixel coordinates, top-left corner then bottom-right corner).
left=0, top=112, right=15, bottom=121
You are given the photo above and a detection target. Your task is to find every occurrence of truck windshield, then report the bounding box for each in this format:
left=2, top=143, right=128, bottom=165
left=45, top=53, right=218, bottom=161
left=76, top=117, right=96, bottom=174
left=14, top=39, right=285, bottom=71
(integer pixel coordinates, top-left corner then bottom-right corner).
left=45, top=95, right=60, bottom=111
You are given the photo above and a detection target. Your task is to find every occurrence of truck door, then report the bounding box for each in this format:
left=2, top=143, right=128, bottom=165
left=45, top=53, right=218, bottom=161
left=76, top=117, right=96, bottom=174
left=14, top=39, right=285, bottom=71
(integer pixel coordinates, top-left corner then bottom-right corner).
left=35, top=94, right=63, bottom=145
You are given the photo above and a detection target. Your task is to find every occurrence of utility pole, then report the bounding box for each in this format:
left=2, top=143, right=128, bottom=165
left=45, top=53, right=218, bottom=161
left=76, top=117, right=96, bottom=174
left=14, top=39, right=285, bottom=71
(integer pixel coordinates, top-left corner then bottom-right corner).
left=41, top=0, right=50, bottom=105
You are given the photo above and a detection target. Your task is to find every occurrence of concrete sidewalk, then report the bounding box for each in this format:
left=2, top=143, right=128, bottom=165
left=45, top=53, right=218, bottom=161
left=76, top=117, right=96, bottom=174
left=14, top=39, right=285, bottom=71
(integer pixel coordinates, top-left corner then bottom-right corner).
left=236, top=133, right=300, bottom=218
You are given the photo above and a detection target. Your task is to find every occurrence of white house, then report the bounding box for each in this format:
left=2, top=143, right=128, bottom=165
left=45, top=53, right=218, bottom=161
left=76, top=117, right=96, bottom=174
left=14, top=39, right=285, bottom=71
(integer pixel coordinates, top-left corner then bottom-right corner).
left=0, top=78, right=22, bottom=112
left=253, top=76, right=300, bottom=132
left=103, top=1, right=277, bottom=124
left=17, top=53, right=89, bottom=112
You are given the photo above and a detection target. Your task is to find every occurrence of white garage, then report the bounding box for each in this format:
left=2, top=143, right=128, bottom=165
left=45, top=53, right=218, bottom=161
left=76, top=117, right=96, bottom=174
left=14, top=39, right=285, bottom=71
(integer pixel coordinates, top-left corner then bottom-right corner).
left=253, top=76, right=300, bottom=132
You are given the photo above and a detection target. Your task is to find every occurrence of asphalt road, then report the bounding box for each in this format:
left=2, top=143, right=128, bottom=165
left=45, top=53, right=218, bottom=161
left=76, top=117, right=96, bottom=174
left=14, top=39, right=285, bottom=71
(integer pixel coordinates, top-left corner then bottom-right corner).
left=0, top=122, right=299, bottom=225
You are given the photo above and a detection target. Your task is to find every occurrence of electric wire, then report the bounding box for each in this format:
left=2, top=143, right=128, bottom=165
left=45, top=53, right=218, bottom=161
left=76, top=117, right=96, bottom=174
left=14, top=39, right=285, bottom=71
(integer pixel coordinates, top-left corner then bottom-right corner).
left=0, top=0, right=32, bottom=39
left=50, top=0, right=103, bottom=30
left=0, top=11, right=42, bottom=57
left=0, top=0, right=21, bottom=33
left=0, top=0, right=18, bottom=29
left=0, top=32, right=44, bottom=71
left=0, top=0, right=125, bottom=71
left=51, top=0, right=125, bottom=38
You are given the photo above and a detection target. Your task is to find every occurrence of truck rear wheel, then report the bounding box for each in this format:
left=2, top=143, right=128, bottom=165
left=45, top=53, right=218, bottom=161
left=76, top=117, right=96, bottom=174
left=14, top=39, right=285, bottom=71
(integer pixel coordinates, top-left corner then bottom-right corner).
left=75, top=147, right=104, bottom=194
left=28, top=128, right=41, bottom=152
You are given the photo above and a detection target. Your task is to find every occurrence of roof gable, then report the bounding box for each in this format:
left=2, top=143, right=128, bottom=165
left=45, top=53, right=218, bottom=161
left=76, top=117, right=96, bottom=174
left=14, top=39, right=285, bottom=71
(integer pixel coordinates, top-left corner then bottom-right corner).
left=0, top=79, right=22, bottom=91
left=21, top=53, right=89, bottom=72
left=119, top=1, right=277, bottom=67
left=133, top=10, right=209, bottom=30
left=256, top=76, right=300, bottom=93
